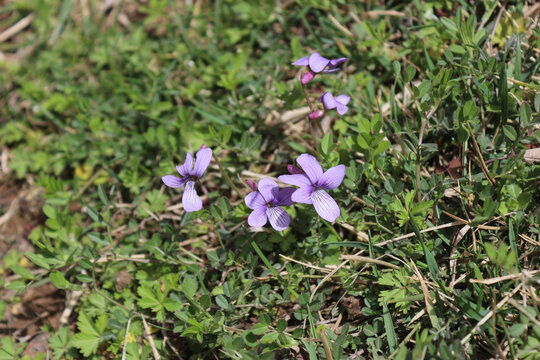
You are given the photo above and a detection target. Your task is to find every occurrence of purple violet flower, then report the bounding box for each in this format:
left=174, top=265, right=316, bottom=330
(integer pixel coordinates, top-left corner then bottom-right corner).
left=292, top=52, right=348, bottom=84
left=319, top=92, right=351, bottom=115
left=162, top=147, right=212, bottom=212
left=245, top=178, right=296, bottom=231
left=278, top=154, right=345, bottom=222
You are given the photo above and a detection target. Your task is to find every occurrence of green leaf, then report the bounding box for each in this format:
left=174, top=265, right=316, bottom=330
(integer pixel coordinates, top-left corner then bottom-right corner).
left=251, top=323, right=268, bottom=335
left=182, top=276, right=198, bottom=299
left=276, top=319, right=287, bottom=332
left=404, top=66, right=416, bottom=83
left=382, top=300, right=397, bottom=352
left=503, top=125, right=517, bottom=141
left=86, top=206, right=106, bottom=226
left=320, top=133, right=334, bottom=155
left=215, top=295, right=228, bottom=309
left=11, top=265, right=34, bottom=280
left=24, top=252, right=50, bottom=270
left=520, top=102, right=531, bottom=124
left=50, top=271, right=69, bottom=289
left=484, top=243, right=497, bottom=262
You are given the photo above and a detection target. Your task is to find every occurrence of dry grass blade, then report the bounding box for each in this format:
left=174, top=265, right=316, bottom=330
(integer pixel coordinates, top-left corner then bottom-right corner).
left=461, top=283, right=522, bottom=345
left=340, top=255, right=400, bottom=270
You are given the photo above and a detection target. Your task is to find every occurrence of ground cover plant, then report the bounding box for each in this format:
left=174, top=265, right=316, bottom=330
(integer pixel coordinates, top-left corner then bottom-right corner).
left=0, top=0, right=539, bottom=359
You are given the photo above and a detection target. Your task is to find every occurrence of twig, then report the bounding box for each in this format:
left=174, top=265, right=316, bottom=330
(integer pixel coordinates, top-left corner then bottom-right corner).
left=469, top=270, right=540, bottom=285
left=466, top=122, right=496, bottom=185
left=141, top=314, right=161, bottom=360
left=121, top=309, right=134, bottom=360
left=0, top=14, right=35, bottom=43
left=319, top=328, right=334, bottom=360
left=376, top=221, right=462, bottom=247
left=59, top=290, right=83, bottom=326
left=340, top=255, right=400, bottom=269
left=461, top=283, right=522, bottom=345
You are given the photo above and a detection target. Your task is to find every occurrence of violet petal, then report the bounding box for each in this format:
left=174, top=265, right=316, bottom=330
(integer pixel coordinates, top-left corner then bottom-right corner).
left=319, top=92, right=337, bottom=110
left=335, top=94, right=351, bottom=105
left=336, top=103, right=349, bottom=115
left=162, top=175, right=187, bottom=188
left=291, top=56, right=309, bottom=66
left=266, top=206, right=290, bottom=231
left=317, top=165, right=346, bottom=190
left=192, top=147, right=212, bottom=178
left=291, top=186, right=314, bottom=204
left=274, top=187, right=296, bottom=207
left=308, top=53, right=330, bottom=73
left=278, top=174, right=311, bottom=187
left=312, top=188, right=341, bottom=222
left=182, top=180, right=202, bottom=212
left=296, top=153, right=323, bottom=183
left=257, top=178, right=279, bottom=203
left=245, top=191, right=266, bottom=210
left=328, top=57, right=348, bottom=68
left=176, top=152, right=193, bottom=177
left=248, top=206, right=267, bottom=227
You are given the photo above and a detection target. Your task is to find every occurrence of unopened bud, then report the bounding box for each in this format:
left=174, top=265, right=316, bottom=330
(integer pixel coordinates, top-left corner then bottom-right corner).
left=309, top=110, right=324, bottom=119
left=301, top=70, right=316, bottom=85
left=287, top=164, right=304, bottom=175
left=245, top=179, right=257, bottom=191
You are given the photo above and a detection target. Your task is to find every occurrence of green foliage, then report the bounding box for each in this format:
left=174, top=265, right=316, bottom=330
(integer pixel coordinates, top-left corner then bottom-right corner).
left=0, top=0, right=538, bottom=358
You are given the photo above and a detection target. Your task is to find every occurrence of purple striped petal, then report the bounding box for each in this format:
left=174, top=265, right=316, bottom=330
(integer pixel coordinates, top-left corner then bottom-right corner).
left=274, top=187, right=295, bottom=207
left=176, top=152, right=193, bottom=177
left=266, top=206, right=290, bottom=231
left=296, top=154, right=323, bottom=183
left=245, top=191, right=266, bottom=210
left=312, top=188, right=341, bottom=222
left=335, top=94, right=351, bottom=105
left=336, top=103, right=349, bottom=115
left=317, top=165, right=346, bottom=190
left=248, top=206, right=268, bottom=227
left=278, top=174, right=311, bottom=188
left=319, top=92, right=337, bottom=110
left=182, top=180, right=202, bottom=212
left=291, top=186, right=314, bottom=204
left=192, top=147, right=212, bottom=178
left=291, top=56, right=309, bottom=66
left=162, top=175, right=187, bottom=188
left=308, top=53, right=330, bottom=73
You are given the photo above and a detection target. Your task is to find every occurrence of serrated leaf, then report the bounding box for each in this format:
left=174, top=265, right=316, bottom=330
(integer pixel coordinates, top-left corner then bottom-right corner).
left=71, top=332, right=100, bottom=357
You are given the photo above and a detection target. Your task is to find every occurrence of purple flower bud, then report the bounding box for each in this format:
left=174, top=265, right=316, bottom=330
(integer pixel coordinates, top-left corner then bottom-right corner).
left=287, top=164, right=304, bottom=175
left=309, top=110, right=324, bottom=119
left=245, top=179, right=258, bottom=191
left=301, top=70, right=316, bottom=85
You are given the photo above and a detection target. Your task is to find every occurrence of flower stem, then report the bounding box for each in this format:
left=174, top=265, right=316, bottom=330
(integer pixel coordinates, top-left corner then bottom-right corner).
left=301, top=83, right=322, bottom=157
